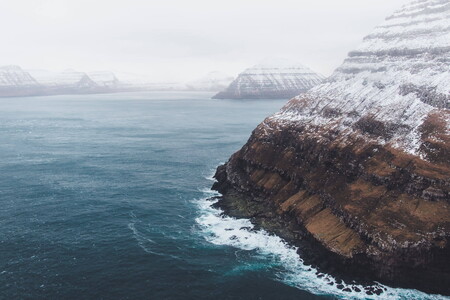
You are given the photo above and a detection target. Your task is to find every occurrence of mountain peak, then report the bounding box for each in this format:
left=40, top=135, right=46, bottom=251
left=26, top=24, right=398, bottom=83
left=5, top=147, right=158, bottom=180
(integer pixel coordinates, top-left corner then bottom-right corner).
left=0, top=65, right=25, bottom=71
left=0, top=65, right=39, bottom=88
left=213, top=0, right=450, bottom=295
left=274, top=0, right=449, bottom=155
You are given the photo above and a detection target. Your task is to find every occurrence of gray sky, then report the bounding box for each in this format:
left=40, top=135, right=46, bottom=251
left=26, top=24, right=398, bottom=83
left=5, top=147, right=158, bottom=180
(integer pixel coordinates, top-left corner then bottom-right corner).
left=0, top=0, right=410, bottom=81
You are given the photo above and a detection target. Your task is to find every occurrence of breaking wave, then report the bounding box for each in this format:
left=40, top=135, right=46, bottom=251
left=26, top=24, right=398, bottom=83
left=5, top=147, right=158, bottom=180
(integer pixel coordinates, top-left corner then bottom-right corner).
left=194, top=176, right=448, bottom=299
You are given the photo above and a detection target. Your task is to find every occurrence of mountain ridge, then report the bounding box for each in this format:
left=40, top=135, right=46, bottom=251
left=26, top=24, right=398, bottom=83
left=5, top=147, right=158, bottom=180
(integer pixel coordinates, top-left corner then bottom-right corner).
left=213, top=59, right=324, bottom=99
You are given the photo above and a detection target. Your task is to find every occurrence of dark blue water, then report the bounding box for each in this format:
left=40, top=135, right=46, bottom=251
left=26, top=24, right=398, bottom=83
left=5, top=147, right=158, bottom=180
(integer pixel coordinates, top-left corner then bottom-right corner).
left=0, top=92, right=442, bottom=300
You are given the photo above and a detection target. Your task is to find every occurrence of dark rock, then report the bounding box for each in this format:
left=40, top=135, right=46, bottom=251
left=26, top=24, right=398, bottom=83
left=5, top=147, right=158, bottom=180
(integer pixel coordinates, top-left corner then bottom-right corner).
left=211, top=0, right=450, bottom=295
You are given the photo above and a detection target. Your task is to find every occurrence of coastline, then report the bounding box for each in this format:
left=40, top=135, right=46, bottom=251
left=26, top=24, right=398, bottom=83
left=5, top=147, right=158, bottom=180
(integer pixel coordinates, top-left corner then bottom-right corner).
left=211, top=157, right=450, bottom=296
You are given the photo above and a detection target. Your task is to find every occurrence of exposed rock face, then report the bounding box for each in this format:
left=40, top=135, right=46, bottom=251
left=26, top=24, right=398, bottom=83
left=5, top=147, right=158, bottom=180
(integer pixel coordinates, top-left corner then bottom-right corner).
left=213, top=59, right=324, bottom=99
left=213, top=0, right=450, bottom=295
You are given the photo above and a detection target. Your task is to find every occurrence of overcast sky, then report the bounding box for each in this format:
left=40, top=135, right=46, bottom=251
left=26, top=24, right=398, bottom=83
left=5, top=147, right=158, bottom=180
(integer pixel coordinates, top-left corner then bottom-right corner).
left=0, top=0, right=411, bottom=82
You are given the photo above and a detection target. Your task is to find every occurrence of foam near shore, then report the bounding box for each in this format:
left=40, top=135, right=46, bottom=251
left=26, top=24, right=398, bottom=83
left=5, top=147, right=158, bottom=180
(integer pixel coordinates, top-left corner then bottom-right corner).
left=194, top=187, right=447, bottom=300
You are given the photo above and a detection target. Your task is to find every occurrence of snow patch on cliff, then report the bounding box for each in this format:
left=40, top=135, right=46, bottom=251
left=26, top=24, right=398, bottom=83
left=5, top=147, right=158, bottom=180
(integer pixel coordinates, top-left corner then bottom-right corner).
left=273, top=0, right=449, bottom=155
left=214, top=58, right=324, bottom=99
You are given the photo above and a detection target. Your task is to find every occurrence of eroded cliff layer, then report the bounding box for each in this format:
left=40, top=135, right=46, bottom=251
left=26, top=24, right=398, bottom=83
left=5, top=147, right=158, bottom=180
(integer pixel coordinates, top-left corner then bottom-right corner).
left=213, top=59, right=324, bottom=99
left=213, top=0, right=450, bottom=294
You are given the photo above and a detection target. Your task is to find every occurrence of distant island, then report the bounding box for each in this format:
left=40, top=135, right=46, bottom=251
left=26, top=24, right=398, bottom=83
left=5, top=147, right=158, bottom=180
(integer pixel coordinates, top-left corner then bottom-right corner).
left=0, top=65, right=234, bottom=97
left=0, top=61, right=327, bottom=99
left=213, top=59, right=324, bottom=99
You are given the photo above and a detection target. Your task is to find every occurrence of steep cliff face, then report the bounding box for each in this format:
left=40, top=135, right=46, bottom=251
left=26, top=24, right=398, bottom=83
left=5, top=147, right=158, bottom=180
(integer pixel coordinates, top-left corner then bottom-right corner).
left=213, top=0, right=450, bottom=294
left=213, top=59, right=324, bottom=99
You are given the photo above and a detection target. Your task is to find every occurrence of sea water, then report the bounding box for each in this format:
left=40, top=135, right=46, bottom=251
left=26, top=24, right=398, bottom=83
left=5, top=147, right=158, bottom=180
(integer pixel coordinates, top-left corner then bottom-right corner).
left=0, top=92, right=446, bottom=299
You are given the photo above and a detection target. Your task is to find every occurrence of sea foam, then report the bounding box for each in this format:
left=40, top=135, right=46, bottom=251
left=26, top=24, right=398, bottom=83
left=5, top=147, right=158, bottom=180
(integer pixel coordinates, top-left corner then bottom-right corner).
left=194, top=182, right=448, bottom=300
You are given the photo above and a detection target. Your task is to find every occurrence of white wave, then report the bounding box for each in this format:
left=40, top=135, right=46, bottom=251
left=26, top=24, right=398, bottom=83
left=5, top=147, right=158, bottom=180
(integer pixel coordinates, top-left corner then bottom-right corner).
left=202, top=163, right=225, bottom=182
left=203, top=173, right=215, bottom=182
left=194, top=190, right=449, bottom=300
left=197, top=187, right=220, bottom=195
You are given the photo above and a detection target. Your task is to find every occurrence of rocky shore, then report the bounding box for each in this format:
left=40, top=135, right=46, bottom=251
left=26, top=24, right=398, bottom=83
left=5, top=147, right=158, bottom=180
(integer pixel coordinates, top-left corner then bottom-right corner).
left=212, top=0, right=450, bottom=295
left=212, top=116, right=449, bottom=294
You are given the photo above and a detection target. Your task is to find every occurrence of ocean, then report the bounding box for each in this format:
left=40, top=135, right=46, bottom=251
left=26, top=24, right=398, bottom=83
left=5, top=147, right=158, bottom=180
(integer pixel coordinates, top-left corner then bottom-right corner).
left=0, top=92, right=445, bottom=299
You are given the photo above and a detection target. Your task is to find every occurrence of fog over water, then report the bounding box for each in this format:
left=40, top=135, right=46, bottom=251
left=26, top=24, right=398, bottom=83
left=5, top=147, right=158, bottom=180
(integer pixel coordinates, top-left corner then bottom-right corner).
left=0, top=0, right=410, bottom=81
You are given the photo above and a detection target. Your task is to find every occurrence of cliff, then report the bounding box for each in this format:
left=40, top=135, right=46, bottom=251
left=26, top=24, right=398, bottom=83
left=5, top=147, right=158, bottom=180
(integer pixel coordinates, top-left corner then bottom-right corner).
left=212, top=0, right=450, bottom=295
left=213, top=59, right=324, bottom=99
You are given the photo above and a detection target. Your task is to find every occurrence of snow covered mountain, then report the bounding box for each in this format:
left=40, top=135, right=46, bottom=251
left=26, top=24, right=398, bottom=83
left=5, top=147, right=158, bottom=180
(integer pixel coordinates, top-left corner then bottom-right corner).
left=213, top=0, right=450, bottom=295
left=0, top=65, right=42, bottom=96
left=275, top=0, right=449, bottom=155
left=0, top=66, right=190, bottom=97
left=28, top=69, right=99, bottom=92
left=185, top=71, right=234, bottom=91
left=87, top=71, right=120, bottom=88
left=213, top=59, right=324, bottom=99
left=0, top=65, right=39, bottom=87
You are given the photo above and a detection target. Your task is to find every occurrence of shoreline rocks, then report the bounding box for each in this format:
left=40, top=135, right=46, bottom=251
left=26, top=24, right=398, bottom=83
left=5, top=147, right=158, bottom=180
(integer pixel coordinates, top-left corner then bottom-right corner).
left=211, top=1, right=450, bottom=294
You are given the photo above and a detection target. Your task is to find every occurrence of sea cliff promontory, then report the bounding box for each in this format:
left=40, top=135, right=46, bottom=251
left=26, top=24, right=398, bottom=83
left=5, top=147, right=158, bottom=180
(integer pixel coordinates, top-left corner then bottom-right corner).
left=213, top=0, right=450, bottom=294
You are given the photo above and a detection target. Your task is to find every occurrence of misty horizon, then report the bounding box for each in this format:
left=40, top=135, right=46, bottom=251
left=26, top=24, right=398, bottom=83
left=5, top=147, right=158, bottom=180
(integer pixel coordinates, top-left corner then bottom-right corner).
left=1, top=0, right=410, bottom=82
left=1, top=0, right=449, bottom=298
